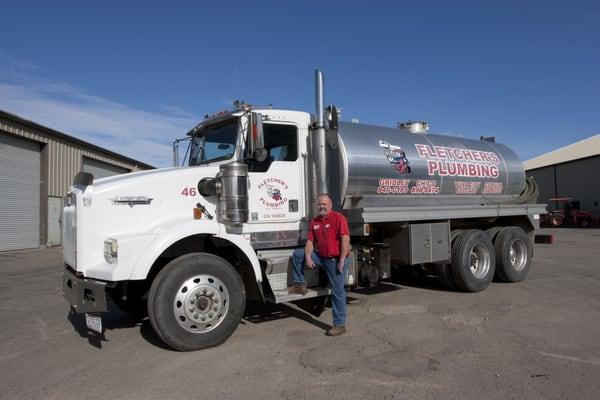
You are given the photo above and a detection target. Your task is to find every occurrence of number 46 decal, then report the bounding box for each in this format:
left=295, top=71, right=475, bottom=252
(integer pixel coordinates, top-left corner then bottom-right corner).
left=181, top=187, right=197, bottom=196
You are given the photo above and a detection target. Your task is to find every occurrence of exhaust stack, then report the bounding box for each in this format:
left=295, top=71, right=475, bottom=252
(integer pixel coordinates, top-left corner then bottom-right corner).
left=315, top=70, right=325, bottom=129
left=311, top=70, right=328, bottom=208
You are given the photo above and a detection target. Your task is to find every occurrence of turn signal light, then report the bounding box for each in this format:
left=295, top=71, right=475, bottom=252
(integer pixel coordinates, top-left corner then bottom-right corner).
left=193, top=208, right=203, bottom=220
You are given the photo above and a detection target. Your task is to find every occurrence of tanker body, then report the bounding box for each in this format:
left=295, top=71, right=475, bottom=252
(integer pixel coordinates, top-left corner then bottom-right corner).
left=62, top=70, right=546, bottom=351
left=332, top=122, right=526, bottom=208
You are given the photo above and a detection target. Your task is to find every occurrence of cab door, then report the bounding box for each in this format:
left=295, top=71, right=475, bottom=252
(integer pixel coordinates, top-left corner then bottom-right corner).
left=246, top=122, right=304, bottom=225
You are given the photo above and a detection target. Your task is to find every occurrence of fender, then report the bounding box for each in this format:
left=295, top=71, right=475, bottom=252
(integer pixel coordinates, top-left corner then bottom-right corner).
left=128, top=221, right=262, bottom=291
left=214, top=230, right=263, bottom=290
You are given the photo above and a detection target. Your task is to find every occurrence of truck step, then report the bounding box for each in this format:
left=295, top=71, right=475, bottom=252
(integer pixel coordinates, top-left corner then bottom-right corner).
left=269, top=287, right=331, bottom=304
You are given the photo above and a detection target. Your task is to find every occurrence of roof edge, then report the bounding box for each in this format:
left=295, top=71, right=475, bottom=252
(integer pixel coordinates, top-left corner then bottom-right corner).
left=524, top=134, right=600, bottom=170
left=0, top=108, right=155, bottom=169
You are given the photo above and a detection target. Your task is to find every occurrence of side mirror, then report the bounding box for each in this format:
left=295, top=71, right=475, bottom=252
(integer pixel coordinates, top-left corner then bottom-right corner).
left=249, top=113, right=267, bottom=162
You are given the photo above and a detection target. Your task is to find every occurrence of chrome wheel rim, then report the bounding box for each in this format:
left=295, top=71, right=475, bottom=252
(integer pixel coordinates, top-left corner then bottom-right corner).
left=173, top=274, right=229, bottom=333
left=510, top=239, right=528, bottom=271
left=469, top=243, right=491, bottom=279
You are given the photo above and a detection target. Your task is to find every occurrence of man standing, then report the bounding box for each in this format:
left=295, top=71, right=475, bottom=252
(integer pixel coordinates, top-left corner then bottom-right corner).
left=288, top=194, right=350, bottom=336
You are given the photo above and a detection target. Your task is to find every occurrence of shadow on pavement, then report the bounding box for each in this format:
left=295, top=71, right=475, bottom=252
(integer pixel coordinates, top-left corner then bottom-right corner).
left=243, top=300, right=332, bottom=331
left=66, top=301, right=146, bottom=349
left=350, top=281, right=403, bottom=295
left=388, top=267, right=455, bottom=292
left=139, top=320, right=174, bottom=351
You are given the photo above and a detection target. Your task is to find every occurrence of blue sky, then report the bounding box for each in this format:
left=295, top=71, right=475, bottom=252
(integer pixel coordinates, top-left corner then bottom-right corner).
left=1, top=0, right=599, bottom=167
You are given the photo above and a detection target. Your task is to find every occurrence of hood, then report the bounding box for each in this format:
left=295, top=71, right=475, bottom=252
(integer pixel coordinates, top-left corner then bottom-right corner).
left=91, top=165, right=222, bottom=194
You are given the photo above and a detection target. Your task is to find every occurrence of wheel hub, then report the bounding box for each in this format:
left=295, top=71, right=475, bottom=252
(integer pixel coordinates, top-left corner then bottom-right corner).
left=509, top=239, right=528, bottom=271
left=196, top=296, right=210, bottom=311
left=469, top=243, right=491, bottom=279
left=173, top=274, right=230, bottom=333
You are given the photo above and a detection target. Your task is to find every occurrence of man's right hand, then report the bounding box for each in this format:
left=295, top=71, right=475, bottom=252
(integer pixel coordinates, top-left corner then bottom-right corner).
left=305, top=254, right=316, bottom=269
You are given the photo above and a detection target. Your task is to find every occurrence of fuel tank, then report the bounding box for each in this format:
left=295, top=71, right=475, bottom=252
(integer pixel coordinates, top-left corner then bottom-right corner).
left=326, top=122, right=525, bottom=209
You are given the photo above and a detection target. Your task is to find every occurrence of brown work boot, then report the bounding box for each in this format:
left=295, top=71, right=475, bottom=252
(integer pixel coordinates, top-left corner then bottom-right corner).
left=326, top=325, right=346, bottom=336
left=288, top=283, right=307, bottom=295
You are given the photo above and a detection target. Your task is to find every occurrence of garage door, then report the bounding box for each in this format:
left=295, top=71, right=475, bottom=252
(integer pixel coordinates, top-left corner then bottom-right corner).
left=83, top=157, right=129, bottom=179
left=0, top=133, right=41, bottom=251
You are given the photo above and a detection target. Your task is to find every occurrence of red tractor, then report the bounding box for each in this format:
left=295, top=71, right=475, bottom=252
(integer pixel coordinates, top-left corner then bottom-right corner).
left=541, top=197, right=595, bottom=228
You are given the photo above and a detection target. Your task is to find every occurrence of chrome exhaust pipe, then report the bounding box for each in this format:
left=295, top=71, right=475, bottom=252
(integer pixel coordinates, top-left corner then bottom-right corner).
left=311, top=69, right=328, bottom=211
left=315, top=70, right=324, bottom=128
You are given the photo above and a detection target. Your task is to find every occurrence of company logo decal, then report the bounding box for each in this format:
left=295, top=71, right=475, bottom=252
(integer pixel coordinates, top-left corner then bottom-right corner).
left=414, top=143, right=501, bottom=179
left=258, top=177, right=288, bottom=208
left=379, top=140, right=411, bottom=174
left=268, top=187, right=282, bottom=201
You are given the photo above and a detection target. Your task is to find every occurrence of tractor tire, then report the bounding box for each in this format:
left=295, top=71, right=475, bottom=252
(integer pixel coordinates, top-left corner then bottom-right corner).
left=494, top=227, right=531, bottom=283
left=579, top=218, right=591, bottom=228
left=549, top=212, right=564, bottom=227
left=450, top=229, right=496, bottom=292
left=148, top=253, right=245, bottom=351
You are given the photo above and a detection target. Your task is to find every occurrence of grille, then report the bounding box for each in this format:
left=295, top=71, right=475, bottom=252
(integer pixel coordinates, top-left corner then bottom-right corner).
left=62, top=193, right=77, bottom=268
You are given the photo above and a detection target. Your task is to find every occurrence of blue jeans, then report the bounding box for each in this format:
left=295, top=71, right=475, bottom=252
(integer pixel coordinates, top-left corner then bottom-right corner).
left=291, top=248, right=348, bottom=327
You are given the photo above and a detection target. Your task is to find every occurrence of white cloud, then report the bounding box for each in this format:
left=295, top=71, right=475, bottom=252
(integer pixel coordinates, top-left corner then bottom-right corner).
left=0, top=51, right=41, bottom=73
left=0, top=55, right=197, bottom=168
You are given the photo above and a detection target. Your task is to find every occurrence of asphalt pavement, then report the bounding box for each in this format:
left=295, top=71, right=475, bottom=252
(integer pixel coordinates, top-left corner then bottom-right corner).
left=1, top=228, right=599, bottom=400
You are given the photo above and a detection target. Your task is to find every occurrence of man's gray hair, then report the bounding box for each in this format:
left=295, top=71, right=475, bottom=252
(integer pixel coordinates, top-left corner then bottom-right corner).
left=317, top=193, right=333, bottom=202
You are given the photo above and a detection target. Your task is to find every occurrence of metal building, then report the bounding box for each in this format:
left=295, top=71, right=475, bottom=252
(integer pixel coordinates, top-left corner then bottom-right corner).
left=524, top=134, right=600, bottom=218
left=0, top=109, right=154, bottom=251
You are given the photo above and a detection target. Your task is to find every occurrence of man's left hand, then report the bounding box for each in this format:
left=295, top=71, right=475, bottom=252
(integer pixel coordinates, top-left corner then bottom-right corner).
left=337, top=260, right=345, bottom=273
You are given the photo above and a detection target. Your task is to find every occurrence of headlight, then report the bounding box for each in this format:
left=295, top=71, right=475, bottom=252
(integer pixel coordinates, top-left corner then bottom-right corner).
left=104, top=239, right=118, bottom=264
left=63, top=193, right=75, bottom=207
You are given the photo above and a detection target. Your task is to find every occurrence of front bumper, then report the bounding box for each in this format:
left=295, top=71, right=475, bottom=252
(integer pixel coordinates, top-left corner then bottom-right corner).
left=62, top=268, right=108, bottom=313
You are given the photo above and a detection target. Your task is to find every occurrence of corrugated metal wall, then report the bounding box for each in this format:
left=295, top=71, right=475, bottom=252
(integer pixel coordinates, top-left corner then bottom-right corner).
left=0, top=133, right=41, bottom=251
left=527, top=155, right=600, bottom=218
left=0, top=118, right=148, bottom=196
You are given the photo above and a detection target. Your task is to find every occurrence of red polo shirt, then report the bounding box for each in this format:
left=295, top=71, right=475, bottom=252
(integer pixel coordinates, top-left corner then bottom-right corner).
left=308, top=210, right=350, bottom=258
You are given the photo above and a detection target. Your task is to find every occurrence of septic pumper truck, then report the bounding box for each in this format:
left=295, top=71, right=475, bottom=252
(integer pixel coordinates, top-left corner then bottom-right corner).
left=62, top=71, right=546, bottom=351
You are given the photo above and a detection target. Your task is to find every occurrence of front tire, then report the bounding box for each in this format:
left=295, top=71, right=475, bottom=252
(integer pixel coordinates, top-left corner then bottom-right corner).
left=148, top=253, right=245, bottom=351
left=450, top=229, right=496, bottom=292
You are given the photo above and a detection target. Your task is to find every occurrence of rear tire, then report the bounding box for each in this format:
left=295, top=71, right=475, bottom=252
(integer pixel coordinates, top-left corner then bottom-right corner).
left=494, top=227, right=531, bottom=282
left=450, top=230, right=495, bottom=292
left=435, top=263, right=456, bottom=289
left=485, top=226, right=503, bottom=242
left=148, top=253, right=245, bottom=351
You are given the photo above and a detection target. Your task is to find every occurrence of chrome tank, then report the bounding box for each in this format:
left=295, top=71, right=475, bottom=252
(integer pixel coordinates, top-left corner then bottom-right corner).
left=326, top=122, right=525, bottom=209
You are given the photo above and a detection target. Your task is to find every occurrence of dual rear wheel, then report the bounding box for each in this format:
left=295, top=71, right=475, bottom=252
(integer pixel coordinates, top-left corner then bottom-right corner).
left=437, top=226, right=531, bottom=292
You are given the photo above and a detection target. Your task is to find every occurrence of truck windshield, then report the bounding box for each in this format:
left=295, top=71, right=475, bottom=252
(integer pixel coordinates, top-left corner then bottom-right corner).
left=189, top=119, right=238, bottom=166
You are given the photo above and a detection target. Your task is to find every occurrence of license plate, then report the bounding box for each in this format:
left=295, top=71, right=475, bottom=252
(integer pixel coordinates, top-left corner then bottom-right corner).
left=85, top=313, right=103, bottom=333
